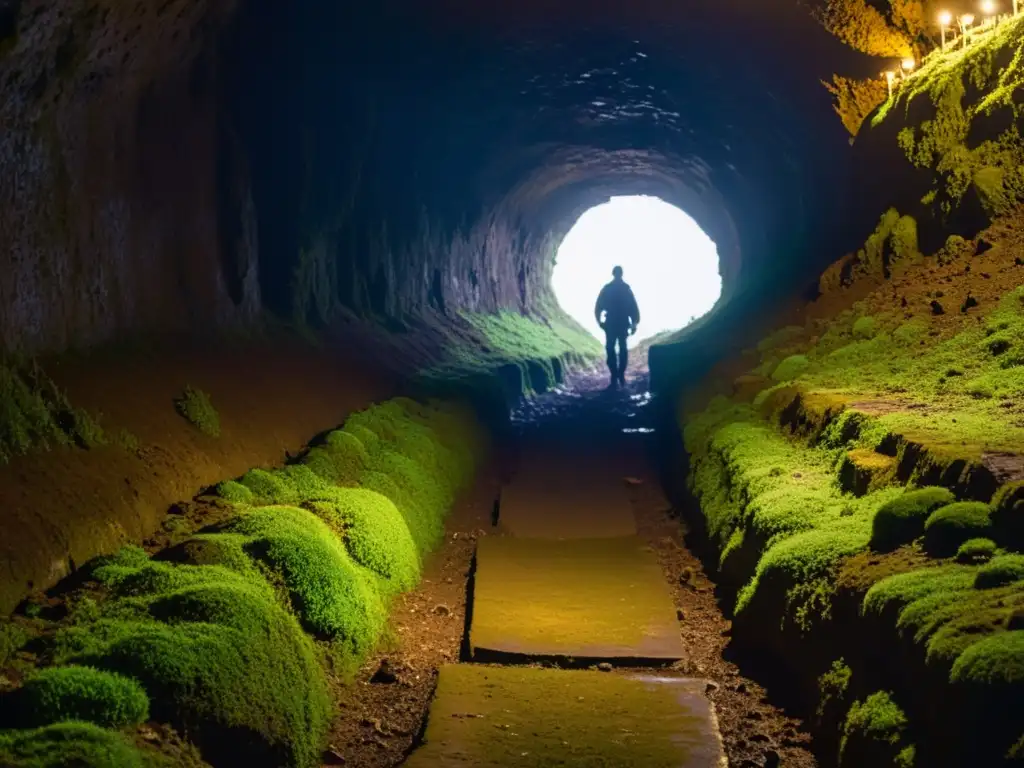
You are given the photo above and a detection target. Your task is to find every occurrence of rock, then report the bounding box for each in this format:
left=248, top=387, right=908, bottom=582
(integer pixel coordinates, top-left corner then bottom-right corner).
left=370, top=660, right=399, bottom=685
left=679, top=568, right=697, bottom=589
left=322, top=747, right=347, bottom=764
left=961, top=294, right=979, bottom=313
left=1015, top=256, right=1024, bottom=266
left=1009, top=608, right=1024, bottom=631
left=975, top=238, right=994, bottom=255
left=764, top=749, right=781, bottom=768
left=433, top=603, right=451, bottom=617
left=930, top=300, right=945, bottom=315
left=597, top=662, right=613, bottom=672
left=676, top=608, right=685, bottom=621
left=705, top=681, right=720, bottom=694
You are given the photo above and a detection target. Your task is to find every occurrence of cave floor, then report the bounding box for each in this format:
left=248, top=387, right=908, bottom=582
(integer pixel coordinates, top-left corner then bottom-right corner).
left=325, top=369, right=818, bottom=767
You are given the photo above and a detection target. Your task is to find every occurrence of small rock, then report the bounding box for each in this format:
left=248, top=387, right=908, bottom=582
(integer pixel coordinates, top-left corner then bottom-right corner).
left=930, top=300, right=945, bottom=315
left=433, top=604, right=451, bottom=617
left=362, top=717, right=384, bottom=733
left=764, top=749, right=781, bottom=768
left=705, top=681, right=720, bottom=694
left=1015, top=256, right=1024, bottom=266
left=370, top=660, right=398, bottom=685
left=975, top=238, right=994, bottom=255
left=679, top=568, right=697, bottom=589
left=676, top=608, right=685, bottom=621
left=597, top=662, right=613, bottom=672
left=1008, top=608, right=1024, bottom=631
left=322, top=747, right=347, bottom=764
left=961, top=295, right=979, bottom=313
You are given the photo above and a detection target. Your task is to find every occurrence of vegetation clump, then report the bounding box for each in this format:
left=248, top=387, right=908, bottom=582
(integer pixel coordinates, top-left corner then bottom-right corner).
left=923, top=502, right=994, bottom=557
left=870, top=487, right=956, bottom=552
left=8, top=666, right=149, bottom=729
left=0, top=361, right=105, bottom=462
left=0, top=722, right=154, bottom=768
left=956, top=537, right=997, bottom=564
left=771, top=355, right=811, bottom=382
left=974, top=554, right=1024, bottom=589
left=839, top=691, right=915, bottom=768
left=173, top=386, right=220, bottom=438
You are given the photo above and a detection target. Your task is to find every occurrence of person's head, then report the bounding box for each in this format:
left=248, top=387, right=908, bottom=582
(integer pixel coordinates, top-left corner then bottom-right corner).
left=612, top=266, right=623, bottom=280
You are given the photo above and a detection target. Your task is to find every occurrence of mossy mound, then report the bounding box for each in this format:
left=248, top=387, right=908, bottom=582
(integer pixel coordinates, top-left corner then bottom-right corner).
left=771, top=355, right=811, bottom=382
left=223, top=505, right=386, bottom=652
left=54, top=551, right=332, bottom=768
left=308, top=489, right=420, bottom=591
left=9, top=666, right=149, bottom=729
left=0, top=722, right=154, bottom=768
left=839, top=691, right=915, bottom=768
left=957, top=538, right=998, bottom=564
left=213, top=480, right=253, bottom=505
left=924, top=502, right=994, bottom=557
left=870, top=487, right=957, bottom=552
left=975, top=555, right=1024, bottom=589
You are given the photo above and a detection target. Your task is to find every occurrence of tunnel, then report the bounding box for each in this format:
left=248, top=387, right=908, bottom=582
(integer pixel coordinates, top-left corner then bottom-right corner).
left=2, top=0, right=1024, bottom=766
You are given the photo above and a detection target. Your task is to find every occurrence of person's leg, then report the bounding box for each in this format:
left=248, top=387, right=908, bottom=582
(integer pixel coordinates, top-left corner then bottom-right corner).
left=604, top=330, right=618, bottom=386
left=617, top=332, right=628, bottom=383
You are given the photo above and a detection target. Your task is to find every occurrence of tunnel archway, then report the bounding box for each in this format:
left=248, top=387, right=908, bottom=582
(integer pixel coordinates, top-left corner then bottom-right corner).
left=551, top=195, right=722, bottom=349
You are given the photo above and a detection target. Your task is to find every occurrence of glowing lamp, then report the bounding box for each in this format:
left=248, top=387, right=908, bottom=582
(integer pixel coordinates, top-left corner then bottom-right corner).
left=901, top=57, right=916, bottom=71
left=938, top=10, right=953, bottom=24
left=961, top=13, right=976, bottom=23
left=981, top=0, right=996, bottom=14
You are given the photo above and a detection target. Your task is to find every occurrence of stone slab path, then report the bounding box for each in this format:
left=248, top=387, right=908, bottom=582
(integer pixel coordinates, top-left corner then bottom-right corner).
left=470, top=536, right=685, bottom=664
left=404, top=665, right=727, bottom=767
left=405, top=434, right=725, bottom=765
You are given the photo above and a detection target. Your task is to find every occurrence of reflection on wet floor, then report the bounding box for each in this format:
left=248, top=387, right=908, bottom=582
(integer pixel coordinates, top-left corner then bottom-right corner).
left=509, top=367, right=658, bottom=439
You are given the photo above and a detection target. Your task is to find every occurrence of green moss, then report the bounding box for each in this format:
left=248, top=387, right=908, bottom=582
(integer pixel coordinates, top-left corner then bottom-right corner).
left=55, top=556, right=331, bottom=767
left=853, top=316, right=880, bottom=339
left=870, top=487, right=957, bottom=552
left=975, top=555, right=1024, bottom=589
left=224, top=506, right=386, bottom=652
left=924, top=502, right=994, bottom=557
left=817, top=658, right=852, bottom=725
left=839, top=691, right=913, bottom=768
left=0, top=722, right=153, bottom=768
left=237, top=468, right=298, bottom=505
left=957, top=537, right=998, bottom=564
left=772, top=355, right=811, bottom=382
left=214, top=480, right=253, bottom=505
left=11, top=666, right=149, bottom=728
left=950, top=628, right=1024, bottom=689
left=173, top=386, right=219, bottom=438
left=0, top=622, right=30, bottom=667
left=307, top=488, right=420, bottom=592
left=757, top=325, right=805, bottom=354
left=0, top=362, right=105, bottom=462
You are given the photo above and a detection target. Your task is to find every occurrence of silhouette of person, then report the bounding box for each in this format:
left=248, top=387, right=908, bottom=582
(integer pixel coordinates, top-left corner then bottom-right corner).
left=594, top=266, right=640, bottom=388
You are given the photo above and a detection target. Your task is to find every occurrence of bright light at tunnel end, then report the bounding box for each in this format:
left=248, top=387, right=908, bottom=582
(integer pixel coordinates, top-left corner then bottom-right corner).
left=551, top=195, right=722, bottom=349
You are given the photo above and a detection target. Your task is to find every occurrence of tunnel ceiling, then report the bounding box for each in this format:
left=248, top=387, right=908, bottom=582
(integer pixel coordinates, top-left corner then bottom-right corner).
left=0, top=0, right=880, bottom=355
left=223, top=0, right=876, bottom=324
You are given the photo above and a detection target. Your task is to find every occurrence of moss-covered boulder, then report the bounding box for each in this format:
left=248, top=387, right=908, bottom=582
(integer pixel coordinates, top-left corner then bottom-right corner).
left=924, top=502, right=994, bottom=557
left=54, top=552, right=332, bottom=768
left=870, top=487, right=956, bottom=552
left=957, top=538, right=997, bottom=564
left=223, top=506, right=386, bottom=653
left=0, top=722, right=154, bottom=768
left=975, top=555, right=1024, bottom=589
left=7, top=666, right=149, bottom=729
left=771, top=355, right=811, bottom=382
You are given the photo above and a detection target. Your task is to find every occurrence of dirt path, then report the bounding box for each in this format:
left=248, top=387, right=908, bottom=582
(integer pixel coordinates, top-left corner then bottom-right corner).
left=331, top=372, right=819, bottom=767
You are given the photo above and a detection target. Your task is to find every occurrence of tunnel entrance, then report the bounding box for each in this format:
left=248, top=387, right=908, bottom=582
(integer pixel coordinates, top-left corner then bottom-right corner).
left=551, top=196, right=722, bottom=350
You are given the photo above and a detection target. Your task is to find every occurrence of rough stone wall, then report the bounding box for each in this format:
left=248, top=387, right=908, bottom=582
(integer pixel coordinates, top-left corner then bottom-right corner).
left=0, top=0, right=259, bottom=354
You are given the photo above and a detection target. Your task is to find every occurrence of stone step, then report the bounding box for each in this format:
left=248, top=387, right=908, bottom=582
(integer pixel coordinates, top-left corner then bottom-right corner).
left=404, top=664, right=726, bottom=767
left=470, top=536, right=684, bottom=664
left=498, top=453, right=636, bottom=538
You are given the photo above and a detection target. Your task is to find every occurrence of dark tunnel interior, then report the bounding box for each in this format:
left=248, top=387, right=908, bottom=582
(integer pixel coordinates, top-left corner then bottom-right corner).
left=219, top=0, right=874, bottom=380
